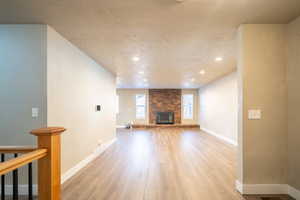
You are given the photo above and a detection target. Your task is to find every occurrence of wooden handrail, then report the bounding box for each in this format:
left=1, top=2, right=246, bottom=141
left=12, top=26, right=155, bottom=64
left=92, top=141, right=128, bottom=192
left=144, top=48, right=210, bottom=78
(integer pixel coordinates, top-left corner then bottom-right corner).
left=1, top=126, right=66, bottom=200
left=31, top=127, right=66, bottom=200
left=0, top=149, right=47, bottom=176
left=0, top=146, right=38, bottom=153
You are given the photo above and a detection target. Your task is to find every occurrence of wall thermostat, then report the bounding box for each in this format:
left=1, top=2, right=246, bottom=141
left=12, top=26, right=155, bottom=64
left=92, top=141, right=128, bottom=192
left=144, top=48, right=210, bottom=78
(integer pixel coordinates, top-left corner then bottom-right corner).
left=96, top=105, right=101, bottom=111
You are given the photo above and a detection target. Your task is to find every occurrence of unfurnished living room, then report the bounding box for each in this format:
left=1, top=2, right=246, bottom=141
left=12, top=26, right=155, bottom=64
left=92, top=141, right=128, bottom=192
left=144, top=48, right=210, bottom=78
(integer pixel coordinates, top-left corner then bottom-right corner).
left=0, top=1, right=300, bottom=200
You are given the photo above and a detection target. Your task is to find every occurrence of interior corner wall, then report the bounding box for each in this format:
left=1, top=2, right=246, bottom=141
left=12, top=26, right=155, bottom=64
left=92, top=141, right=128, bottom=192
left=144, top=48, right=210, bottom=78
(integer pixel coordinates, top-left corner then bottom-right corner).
left=238, top=24, right=288, bottom=184
left=46, top=26, right=116, bottom=175
left=237, top=26, right=244, bottom=184
left=287, top=16, right=300, bottom=191
left=198, top=72, right=238, bottom=144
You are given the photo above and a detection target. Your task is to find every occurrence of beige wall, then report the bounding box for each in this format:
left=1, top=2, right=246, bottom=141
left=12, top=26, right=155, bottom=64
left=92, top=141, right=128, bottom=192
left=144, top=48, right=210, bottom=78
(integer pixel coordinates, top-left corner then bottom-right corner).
left=47, top=26, right=116, bottom=174
left=199, top=72, right=238, bottom=144
left=287, top=16, right=300, bottom=191
left=182, top=89, right=199, bottom=124
left=116, top=89, right=149, bottom=126
left=238, top=24, right=288, bottom=184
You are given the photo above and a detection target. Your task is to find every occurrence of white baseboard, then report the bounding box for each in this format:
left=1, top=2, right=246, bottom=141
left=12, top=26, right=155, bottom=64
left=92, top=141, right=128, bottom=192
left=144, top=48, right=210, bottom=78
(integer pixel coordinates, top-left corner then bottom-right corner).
left=244, top=184, right=287, bottom=194
left=201, top=127, right=238, bottom=146
left=288, top=185, right=300, bottom=200
left=236, top=180, right=300, bottom=199
left=61, top=137, right=117, bottom=184
left=116, top=125, right=126, bottom=128
left=0, top=184, right=37, bottom=195
left=235, top=180, right=243, bottom=193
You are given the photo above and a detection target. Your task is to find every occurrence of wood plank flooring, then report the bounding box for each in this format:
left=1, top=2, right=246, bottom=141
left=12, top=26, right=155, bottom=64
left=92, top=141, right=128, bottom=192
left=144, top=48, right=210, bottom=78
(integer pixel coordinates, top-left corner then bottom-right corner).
left=62, top=128, right=293, bottom=200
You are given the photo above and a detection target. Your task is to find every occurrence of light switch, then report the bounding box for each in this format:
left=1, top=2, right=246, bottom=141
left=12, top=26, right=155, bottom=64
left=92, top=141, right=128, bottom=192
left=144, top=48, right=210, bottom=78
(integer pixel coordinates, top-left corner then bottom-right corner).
left=32, top=108, right=39, bottom=118
left=248, top=109, right=261, bottom=120
left=96, top=105, right=101, bottom=112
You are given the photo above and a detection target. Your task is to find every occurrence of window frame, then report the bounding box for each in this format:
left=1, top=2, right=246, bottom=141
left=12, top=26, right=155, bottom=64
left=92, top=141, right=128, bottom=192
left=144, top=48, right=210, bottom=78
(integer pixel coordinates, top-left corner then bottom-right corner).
left=116, top=95, right=119, bottom=114
left=183, top=94, right=194, bottom=119
left=135, top=94, right=146, bottom=119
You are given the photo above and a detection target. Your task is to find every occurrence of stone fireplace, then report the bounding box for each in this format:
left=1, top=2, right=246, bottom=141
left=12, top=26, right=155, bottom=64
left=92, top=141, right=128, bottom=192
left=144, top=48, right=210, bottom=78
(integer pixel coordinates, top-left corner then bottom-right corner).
left=149, top=89, right=181, bottom=124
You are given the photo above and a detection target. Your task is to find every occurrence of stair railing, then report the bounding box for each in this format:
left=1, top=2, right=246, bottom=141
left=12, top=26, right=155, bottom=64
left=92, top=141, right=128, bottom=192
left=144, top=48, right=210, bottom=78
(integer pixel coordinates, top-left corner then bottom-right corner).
left=0, top=127, right=66, bottom=200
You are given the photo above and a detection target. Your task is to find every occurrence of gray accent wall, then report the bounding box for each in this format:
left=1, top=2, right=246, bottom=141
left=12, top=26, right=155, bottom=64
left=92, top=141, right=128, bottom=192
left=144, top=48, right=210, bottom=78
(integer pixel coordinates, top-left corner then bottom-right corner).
left=0, top=25, right=47, bottom=146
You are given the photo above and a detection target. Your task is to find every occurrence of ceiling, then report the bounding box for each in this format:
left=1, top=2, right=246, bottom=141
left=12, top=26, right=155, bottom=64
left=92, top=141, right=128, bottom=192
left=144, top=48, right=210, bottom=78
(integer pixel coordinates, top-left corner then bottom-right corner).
left=1, top=0, right=300, bottom=88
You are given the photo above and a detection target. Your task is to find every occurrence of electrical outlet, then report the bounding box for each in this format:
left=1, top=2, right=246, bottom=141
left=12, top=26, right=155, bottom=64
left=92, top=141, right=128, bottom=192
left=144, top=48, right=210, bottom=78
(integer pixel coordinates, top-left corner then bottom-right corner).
left=248, top=109, right=261, bottom=120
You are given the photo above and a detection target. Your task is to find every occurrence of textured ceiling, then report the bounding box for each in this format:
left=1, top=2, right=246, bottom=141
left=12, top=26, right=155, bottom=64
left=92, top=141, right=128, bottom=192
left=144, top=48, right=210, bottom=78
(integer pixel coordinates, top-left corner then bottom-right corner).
left=1, top=0, right=300, bottom=88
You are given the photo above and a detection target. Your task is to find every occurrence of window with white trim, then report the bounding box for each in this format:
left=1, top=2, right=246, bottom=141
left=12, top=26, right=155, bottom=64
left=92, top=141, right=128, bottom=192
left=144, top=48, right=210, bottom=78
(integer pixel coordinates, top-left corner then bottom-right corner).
left=183, top=94, right=194, bottom=119
left=136, top=94, right=146, bottom=119
left=116, top=95, right=119, bottom=114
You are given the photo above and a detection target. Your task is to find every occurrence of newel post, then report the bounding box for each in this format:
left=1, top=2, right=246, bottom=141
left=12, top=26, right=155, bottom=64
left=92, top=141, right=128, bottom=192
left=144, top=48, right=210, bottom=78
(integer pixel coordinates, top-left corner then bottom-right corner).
left=30, top=127, right=66, bottom=200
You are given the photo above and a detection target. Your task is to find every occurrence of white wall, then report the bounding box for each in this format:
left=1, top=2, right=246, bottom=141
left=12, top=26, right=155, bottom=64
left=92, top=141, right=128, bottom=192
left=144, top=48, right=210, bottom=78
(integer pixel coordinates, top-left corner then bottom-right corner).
left=199, top=72, right=238, bottom=145
left=47, top=26, right=116, bottom=175
left=116, top=89, right=149, bottom=126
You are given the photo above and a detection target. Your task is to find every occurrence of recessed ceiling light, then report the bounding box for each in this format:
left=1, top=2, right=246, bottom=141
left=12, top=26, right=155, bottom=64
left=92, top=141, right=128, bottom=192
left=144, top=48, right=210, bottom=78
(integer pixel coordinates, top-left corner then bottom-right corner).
left=184, top=82, right=190, bottom=87
left=132, top=56, right=140, bottom=62
left=199, top=70, right=206, bottom=75
left=139, top=71, right=144, bottom=74
left=215, top=57, right=223, bottom=62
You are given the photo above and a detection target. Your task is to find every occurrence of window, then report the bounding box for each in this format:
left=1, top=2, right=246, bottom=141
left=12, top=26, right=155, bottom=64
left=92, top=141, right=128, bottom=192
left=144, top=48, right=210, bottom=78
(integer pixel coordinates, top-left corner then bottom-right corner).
left=136, top=94, right=146, bottom=119
left=183, top=94, right=194, bottom=119
left=116, top=95, right=119, bottom=114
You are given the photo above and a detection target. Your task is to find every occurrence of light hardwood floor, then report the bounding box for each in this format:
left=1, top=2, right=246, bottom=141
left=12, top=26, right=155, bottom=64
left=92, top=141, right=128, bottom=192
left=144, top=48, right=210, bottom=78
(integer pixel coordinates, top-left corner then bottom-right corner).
left=62, top=128, right=292, bottom=200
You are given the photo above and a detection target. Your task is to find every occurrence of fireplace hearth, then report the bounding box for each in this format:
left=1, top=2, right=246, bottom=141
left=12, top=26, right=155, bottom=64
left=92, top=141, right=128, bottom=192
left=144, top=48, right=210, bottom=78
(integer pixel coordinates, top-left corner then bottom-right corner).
left=156, top=112, right=174, bottom=124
